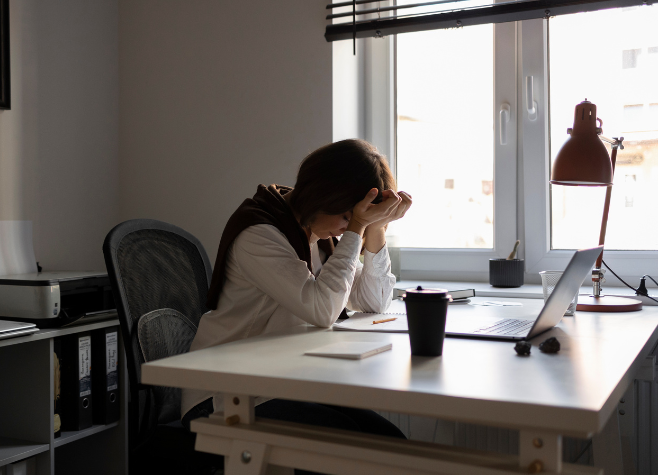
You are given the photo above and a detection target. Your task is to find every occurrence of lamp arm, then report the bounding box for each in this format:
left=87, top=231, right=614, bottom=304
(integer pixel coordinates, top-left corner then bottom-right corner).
left=599, top=135, right=624, bottom=150
left=594, top=136, right=623, bottom=272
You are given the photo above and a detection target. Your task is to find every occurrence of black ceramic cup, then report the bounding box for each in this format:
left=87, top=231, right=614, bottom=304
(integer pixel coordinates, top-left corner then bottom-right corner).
left=404, top=286, right=450, bottom=356
left=489, top=259, right=524, bottom=288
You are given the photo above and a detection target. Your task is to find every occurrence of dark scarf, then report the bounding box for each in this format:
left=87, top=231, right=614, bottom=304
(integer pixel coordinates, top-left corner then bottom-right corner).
left=206, top=184, right=338, bottom=310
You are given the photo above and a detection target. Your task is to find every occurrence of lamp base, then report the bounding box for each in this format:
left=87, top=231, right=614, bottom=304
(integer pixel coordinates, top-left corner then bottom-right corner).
left=576, top=295, right=643, bottom=312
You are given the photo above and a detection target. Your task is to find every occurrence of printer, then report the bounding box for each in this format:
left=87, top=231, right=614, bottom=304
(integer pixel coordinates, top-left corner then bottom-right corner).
left=0, top=271, right=116, bottom=328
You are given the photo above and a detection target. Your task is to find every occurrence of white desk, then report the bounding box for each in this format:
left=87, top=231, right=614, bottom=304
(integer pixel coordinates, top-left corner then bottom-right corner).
left=142, top=298, right=658, bottom=475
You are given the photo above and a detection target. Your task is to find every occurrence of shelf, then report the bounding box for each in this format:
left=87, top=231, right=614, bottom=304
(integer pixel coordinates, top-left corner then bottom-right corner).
left=54, top=423, right=119, bottom=448
left=0, top=318, right=127, bottom=474
left=0, top=436, right=49, bottom=467
left=0, top=319, right=120, bottom=349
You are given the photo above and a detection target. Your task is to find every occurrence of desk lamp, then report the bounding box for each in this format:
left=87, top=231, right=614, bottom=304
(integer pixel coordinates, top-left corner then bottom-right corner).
left=550, top=100, right=642, bottom=312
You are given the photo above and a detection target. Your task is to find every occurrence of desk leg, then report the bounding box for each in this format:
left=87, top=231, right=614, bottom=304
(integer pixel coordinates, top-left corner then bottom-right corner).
left=225, top=439, right=269, bottom=475
left=519, top=430, right=562, bottom=473
left=617, top=384, right=636, bottom=475
left=224, top=393, right=256, bottom=424
left=220, top=394, right=294, bottom=475
left=592, top=408, right=624, bottom=475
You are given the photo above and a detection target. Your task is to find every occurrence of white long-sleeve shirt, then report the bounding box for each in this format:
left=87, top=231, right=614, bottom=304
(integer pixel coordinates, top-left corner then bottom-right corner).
left=181, top=224, right=395, bottom=418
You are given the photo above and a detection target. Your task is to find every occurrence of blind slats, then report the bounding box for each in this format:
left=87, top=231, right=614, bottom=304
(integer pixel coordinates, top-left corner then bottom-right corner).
left=327, top=0, right=474, bottom=20
left=325, top=0, right=649, bottom=42
left=327, top=0, right=380, bottom=9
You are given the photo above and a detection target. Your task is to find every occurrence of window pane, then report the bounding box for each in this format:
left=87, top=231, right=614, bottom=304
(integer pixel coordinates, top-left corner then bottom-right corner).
left=392, top=25, right=494, bottom=248
left=549, top=6, right=658, bottom=250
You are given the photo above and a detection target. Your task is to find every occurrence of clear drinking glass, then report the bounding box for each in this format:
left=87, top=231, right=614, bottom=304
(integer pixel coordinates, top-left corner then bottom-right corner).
left=539, top=271, right=579, bottom=316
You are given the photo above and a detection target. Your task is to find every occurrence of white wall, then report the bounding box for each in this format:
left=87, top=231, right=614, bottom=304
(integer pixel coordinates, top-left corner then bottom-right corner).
left=0, top=0, right=331, bottom=272
left=0, top=0, right=119, bottom=271
left=118, top=0, right=332, bottom=261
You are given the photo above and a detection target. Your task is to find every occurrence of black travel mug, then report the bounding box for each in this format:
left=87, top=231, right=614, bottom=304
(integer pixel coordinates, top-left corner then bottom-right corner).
left=404, top=286, right=451, bottom=356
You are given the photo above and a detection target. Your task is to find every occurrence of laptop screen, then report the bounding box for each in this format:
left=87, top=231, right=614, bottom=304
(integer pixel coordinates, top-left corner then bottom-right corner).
left=527, top=246, right=602, bottom=338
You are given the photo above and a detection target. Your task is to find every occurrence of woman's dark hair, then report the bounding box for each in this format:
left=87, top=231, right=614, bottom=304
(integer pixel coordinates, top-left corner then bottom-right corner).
left=288, top=139, right=396, bottom=226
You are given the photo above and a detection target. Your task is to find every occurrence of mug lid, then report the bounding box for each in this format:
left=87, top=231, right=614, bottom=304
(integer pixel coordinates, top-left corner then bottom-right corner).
left=404, top=286, right=450, bottom=300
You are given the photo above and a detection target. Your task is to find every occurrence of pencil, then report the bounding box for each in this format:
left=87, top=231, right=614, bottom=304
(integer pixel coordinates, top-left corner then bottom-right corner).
left=372, top=317, right=397, bottom=325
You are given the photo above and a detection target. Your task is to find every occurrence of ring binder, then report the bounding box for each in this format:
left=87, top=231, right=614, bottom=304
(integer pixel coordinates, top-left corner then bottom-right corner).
left=53, top=338, right=62, bottom=438
left=61, top=332, right=93, bottom=431
left=92, top=327, right=120, bottom=424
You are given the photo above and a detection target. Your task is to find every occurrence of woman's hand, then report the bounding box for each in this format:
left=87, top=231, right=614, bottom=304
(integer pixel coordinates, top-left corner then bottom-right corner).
left=362, top=190, right=412, bottom=253
left=346, top=188, right=401, bottom=237
left=367, top=190, right=412, bottom=231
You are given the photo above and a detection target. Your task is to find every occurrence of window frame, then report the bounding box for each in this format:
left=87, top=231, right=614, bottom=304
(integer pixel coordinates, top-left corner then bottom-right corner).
left=340, top=21, right=519, bottom=282
left=345, top=11, right=658, bottom=286
left=520, top=18, right=658, bottom=286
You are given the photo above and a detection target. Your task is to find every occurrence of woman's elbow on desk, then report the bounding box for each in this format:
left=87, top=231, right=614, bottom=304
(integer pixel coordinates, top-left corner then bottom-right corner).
left=299, top=300, right=346, bottom=328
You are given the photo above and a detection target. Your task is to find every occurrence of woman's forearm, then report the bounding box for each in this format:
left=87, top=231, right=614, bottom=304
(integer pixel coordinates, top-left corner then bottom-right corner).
left=348, top=245, right=395, bottom=314
left=364, top=225, right=386, bottom=254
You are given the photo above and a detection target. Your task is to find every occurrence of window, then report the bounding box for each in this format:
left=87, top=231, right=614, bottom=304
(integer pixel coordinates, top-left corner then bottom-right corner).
left=548, top=7, right=658, bottom=252
left=352, top=2, right=658, bottom=283
left=391, top=25, right=495, bottom=249
left=393, top=21, right=516, bottom=277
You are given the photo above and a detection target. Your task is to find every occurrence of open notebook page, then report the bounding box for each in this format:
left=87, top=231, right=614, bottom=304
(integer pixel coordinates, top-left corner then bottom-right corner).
left=334, top=299, right=408, bottom=333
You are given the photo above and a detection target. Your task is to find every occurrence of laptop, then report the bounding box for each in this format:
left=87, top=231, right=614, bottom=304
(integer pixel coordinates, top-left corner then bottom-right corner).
left=0, top=320, right=39, bottom=341
left=445, top=245, right=603, bottom=341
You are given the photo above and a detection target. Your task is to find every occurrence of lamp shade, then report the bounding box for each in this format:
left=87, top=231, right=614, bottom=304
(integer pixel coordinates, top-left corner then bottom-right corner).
left=550, top=100, right=613, bottom=186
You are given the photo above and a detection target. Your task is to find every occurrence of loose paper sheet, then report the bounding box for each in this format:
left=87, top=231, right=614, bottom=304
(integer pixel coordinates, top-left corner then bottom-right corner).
left=0, top=221, right=38, bottom=276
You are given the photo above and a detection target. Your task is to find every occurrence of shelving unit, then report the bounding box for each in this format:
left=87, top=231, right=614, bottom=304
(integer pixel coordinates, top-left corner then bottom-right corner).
left=0, top=320, right=128, bottom=475
left=55, top=423, right=119, bottom=447
left=0, top=437, right=49, bottom=467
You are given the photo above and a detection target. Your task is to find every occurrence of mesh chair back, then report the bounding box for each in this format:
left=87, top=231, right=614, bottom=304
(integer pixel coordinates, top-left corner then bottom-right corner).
left=138, top=308, right=198, bottom=423
left=103, top=219, right=212, bottom=438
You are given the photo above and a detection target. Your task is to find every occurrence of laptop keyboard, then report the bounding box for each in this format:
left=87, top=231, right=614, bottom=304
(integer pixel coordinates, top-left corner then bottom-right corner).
left=473, top=319, right=534, bottom=337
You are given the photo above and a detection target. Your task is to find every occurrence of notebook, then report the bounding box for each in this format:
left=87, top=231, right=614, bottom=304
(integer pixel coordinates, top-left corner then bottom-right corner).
left=304, top=341, right=392, bottom=359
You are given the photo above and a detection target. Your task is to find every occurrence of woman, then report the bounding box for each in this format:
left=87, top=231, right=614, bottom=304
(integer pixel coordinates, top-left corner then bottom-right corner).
left=181, top=139, right=412, bottom=446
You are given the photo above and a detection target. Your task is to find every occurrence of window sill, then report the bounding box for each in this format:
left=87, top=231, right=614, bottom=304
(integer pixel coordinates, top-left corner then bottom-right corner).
left=394, top=280, right=658, bottom=305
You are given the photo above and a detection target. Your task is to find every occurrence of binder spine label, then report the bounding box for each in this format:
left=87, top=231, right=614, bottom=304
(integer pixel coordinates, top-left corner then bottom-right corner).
left=79, top=336, right=92, bottom=397
left=106, top=331, right=118, bottom=391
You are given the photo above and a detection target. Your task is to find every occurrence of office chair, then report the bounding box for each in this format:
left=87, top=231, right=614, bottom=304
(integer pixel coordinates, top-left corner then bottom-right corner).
left=103, top=219, right=221, bottom=475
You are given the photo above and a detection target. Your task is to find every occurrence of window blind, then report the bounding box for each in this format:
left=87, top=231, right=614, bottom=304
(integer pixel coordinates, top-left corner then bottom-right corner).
left=325, top=0, right=650, bottom=43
